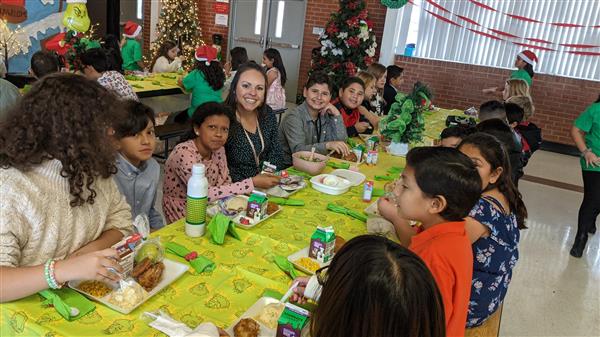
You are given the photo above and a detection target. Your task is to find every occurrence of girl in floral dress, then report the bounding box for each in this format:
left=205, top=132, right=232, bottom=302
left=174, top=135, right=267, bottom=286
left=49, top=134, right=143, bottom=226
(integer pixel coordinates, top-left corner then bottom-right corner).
left=458, top=133, right=528, bottom=327
left=263, top=48, right=287, bottom=110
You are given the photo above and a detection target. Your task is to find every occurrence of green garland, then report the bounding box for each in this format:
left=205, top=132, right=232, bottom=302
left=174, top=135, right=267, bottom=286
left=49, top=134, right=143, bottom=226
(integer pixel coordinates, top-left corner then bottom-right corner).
left=380, top=0, right=409, bottom=9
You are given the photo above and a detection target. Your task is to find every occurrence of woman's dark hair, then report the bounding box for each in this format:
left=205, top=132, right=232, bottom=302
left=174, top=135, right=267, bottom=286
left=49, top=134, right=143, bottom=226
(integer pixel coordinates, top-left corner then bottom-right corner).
left=523, top=62, right=535, bottom=78
left=114, top=100, right=156, bottom=139
left=312, top=235, right=446, bottom=337
left=504, top=102, right=524, bottom=124
left=182, top=101, right=234, bottom=141
left=150, top=40, right=177, bottom=71
left=459, top=132, right=528, bottom=229
left=264, top=48, right=287, bottom=86
left=595, top=94, right=600, bottom=103
left=225, top=62, right=269, bottom=118
left=102, top=34, right=123, bottom=72
left=230, top=47, right=248, bottom=71
left=305, top=71, right=332, bottom=92
left=195, top=59, right=225, bottom=91
left=406, top=146, right=482, bottom=221
left=339, top=76, right=365, bottom=91
left=80, top=48, right=109, bottom=73
left=0, top=73, right=124, bottom=207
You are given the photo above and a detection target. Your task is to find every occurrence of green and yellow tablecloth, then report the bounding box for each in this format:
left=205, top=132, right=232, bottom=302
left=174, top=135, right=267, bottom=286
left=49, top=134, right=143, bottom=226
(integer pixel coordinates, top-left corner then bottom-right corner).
left=127, top=72, right=184, bottom=98
left=0, top=109, right=462, bottom=337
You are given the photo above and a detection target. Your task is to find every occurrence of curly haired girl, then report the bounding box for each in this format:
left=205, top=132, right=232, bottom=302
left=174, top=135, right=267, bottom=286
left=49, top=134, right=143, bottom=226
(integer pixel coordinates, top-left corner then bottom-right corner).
left=0, top=73, right=134, bottom=302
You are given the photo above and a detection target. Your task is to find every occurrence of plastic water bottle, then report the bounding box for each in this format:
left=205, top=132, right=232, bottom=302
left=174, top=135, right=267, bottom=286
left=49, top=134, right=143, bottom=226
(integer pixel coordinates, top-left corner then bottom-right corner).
left=185, top=164, right=209, bottom=237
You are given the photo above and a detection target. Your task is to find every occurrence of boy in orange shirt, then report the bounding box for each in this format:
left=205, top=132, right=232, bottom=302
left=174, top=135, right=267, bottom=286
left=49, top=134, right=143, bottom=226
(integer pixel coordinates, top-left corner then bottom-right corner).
left=379, top=146, right=482, bottom=336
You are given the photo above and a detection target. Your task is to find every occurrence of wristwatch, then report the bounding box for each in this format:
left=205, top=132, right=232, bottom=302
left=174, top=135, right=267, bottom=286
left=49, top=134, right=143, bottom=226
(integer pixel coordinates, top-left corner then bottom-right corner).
left=581, top=148, right=592, bottom=157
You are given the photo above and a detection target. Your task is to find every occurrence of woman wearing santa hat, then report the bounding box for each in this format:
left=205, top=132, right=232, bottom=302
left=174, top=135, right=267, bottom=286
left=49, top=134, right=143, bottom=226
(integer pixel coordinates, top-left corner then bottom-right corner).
left=178, top=45, right=225, bottom=118
left=121, top=21, right=144, bottom=71
left=483, top=50, right=537, bottom=94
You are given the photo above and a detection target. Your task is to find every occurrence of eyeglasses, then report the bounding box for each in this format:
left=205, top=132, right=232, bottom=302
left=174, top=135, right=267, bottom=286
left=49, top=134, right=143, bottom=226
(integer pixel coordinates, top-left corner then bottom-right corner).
left=316, top=266, right=329, bottom=286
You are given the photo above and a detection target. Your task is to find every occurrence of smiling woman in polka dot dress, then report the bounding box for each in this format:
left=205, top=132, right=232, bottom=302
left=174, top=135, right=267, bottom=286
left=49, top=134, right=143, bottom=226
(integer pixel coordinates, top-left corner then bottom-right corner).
left=162, top=102, right=280, bottom=224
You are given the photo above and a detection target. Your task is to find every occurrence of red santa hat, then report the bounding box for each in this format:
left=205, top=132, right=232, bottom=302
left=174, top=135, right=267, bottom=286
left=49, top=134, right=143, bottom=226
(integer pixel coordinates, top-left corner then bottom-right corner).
left=517, top=50, right=538, bottom=66
left=195, top=45, right=218, bottom=65
left=123, top=21, right=141, bottom=38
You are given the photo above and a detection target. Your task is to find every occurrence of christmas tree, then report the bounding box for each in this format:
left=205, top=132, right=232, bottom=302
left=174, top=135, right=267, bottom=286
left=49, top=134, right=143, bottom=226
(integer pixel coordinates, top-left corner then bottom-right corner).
left=312, top=0, right=378, bottom=91
left=151, top=0, right=204, bottom=69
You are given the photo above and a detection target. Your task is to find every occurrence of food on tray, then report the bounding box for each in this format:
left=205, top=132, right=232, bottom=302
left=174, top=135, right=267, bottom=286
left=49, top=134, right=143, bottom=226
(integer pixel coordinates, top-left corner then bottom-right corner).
left=266, top=202, right=279, bottom=216
left=254, top=303, right=285, bottom=329
left=233, top=318, right=260, bottom=337
left=226, top=197, right=247, bottom=213
left=106, top=280, right=148, bottom=311
left=330, top=151, right=358, bottom=162
left=135, top=240, right=163, bottom=263
left=295, top=257, right=320, bottom=273
left=78, top=280, right=112, bottom=297
left=334, top=235, right=346, bottom=253
left=279, top=175, right=304, bottom=191
left=322, top=175, right=340, bottom=187
left=132, top=257, right=165, bottom=291
left=299, top=155, right=324, bottom=163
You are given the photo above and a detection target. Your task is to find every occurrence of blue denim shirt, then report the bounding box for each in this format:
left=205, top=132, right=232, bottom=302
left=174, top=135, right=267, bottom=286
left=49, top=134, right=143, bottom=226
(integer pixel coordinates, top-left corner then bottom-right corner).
left=113, top=153, right=164, bottom=229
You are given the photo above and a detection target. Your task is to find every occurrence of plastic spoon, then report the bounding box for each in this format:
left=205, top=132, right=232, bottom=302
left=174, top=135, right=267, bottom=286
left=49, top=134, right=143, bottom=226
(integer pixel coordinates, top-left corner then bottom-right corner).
left=309, top=147, right=316, bottom=162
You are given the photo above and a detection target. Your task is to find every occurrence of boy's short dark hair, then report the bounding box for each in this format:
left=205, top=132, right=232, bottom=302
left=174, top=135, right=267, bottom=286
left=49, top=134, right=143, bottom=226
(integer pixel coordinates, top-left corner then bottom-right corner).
left=30, top=51, right=59, bottom=78
left=79, top=48, right=109, bottom=73
left=440, top=126, right=470, bottom=140
left=305, top=71, right=332, bottom=92
left=386, top=65, right=404, bottom=82
left=114, top=100, right=156, bottom=139
left=406, top=146, right=482, bottom=221
left=339, top=76, right=365, bottom=91
left=479, top=100, right=506, bottom=121
left=505, top=102, right=525, bottom=124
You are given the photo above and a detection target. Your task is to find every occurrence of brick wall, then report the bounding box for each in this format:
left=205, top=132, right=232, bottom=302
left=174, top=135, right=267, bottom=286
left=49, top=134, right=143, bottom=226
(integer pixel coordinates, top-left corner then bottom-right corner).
left=197, top=0, right=229, bottom=57
left=394, top=56, right=600, bottom=145
left=297, top=0, right=387, bottom=97
left=142, top=0, right=151, bottom=55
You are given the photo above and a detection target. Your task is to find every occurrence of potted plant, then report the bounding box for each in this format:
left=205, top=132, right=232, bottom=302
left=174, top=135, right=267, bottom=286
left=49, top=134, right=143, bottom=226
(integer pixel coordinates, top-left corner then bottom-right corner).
left=379, top=82, right=433, bottom=156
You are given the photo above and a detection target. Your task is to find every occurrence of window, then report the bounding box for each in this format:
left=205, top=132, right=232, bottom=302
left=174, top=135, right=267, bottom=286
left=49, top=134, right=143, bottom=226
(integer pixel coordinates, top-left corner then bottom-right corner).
left=136, top=0, right=143, bottom=20
left=255, top=0, right=264, bottom=35
left=381, top=0, right=600, bottom=81
left=275, top=1, right=285, bottom=38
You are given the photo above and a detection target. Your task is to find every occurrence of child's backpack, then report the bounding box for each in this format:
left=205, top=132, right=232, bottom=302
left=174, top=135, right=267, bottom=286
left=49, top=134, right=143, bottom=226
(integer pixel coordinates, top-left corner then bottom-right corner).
left=515, top=121, right=542, bottom=153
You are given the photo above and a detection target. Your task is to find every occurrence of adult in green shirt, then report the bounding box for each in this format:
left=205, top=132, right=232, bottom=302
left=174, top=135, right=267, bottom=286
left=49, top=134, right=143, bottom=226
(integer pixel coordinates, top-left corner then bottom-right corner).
left=569, top=96, right=600, bottom=258
left=180, top=45, right=224, bottom=117
left=483, top=50, right=537, bottom=95
left=121, top=21, right=143, bottom=71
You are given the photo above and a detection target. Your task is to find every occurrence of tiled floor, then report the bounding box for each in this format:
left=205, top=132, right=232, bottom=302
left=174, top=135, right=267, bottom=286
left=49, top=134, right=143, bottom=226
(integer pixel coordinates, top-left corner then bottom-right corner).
left=501, top=152, right=600, bottom=336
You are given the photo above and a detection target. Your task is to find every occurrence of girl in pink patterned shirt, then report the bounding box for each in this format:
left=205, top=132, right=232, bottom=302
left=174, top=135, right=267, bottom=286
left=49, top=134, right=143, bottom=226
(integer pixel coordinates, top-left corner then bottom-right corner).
left=263, top=48, right=287, bottom=110
left=162, top=102, right=279, bottom=223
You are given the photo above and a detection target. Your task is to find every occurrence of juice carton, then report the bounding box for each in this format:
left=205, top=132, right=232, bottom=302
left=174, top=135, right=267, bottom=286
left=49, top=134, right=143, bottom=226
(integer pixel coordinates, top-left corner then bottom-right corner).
left=308, top=226, right=335, bottom=263
left=246, top=190, right=268, bottom=222
left=112, top=233, right=143, bottom=277
left=276, top=303, right=310, bottom=337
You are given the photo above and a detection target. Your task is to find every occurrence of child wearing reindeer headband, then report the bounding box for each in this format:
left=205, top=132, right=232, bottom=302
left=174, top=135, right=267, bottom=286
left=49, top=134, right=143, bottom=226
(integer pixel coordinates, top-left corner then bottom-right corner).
left=179, top=45, right=225, bottom=118
left=121, top=20, right=144, bottom=71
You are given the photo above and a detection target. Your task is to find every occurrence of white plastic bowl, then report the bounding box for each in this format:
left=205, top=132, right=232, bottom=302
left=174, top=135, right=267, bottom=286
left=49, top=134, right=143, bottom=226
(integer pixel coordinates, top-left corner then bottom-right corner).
left=310, top=174, right=352, bottom=195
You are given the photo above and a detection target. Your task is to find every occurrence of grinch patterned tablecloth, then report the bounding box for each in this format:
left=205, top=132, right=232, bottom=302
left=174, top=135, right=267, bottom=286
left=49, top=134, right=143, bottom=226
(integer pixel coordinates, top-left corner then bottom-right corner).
left=128, top=72, right=184, bottom=98
left=0, top=109, right=460, bottom=337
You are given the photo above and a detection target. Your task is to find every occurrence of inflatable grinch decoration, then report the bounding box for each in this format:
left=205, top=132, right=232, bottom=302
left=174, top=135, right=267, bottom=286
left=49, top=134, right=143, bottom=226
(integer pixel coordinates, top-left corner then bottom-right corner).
left=45, top=0, right=99, bottom=70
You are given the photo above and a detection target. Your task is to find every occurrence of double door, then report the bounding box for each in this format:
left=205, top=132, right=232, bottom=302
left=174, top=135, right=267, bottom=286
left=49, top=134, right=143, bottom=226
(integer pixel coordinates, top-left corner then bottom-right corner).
left=230, top=0, right=307, bottom=102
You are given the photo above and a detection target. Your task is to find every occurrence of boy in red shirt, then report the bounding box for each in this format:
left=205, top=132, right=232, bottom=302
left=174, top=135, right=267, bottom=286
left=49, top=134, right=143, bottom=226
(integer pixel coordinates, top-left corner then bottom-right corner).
left=380, top=146, right=482, bottom=336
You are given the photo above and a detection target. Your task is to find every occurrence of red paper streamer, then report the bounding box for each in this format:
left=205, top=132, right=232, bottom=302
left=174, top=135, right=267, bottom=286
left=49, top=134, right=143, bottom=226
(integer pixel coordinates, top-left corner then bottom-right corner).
left=567, top=51, right=600, bottom=56
left=505, top=14, right=542, bottom=23
left=468, top=28, right=503, bottom=41
left=468, top=0, right=496, bottom=12
left=456, top=14, right=480, bottom=26
left=526, top=38, right=553, bottom=45
left=551, top=23, right=585, bottom=28
left=560, top=44, right=600, bottom=49
left=425, top=9, right=462, bottom=27
left=426, top=0, right=450, bottom=13
left=512, top=42, right=556, bottom=51
left=487, top=29, right=519, bottom=39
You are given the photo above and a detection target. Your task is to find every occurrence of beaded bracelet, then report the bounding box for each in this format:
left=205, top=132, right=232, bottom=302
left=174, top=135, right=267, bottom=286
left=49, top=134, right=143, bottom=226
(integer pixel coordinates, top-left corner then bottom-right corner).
left=44, top=259, right=62, bottom=289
